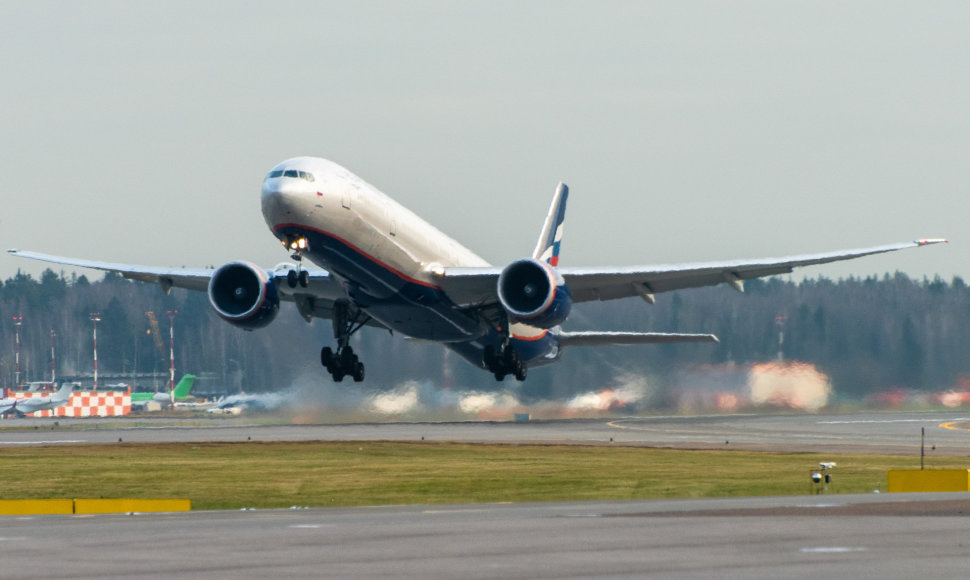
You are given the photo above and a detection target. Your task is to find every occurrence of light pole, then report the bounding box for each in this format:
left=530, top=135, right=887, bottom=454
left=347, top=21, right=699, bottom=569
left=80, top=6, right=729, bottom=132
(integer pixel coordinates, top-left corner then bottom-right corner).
left=167, top=310, right=177, bottom=398
left=50, top=328, right=56, bottom=387
left=12, top=316, right=22, bottom=388
left=90, top=313, right=101, bottom=390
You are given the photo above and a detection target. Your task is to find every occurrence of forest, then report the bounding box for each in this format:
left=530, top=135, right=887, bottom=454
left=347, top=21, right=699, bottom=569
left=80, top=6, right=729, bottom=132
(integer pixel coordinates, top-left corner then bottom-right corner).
left=1, top=267, right=967, bottom=404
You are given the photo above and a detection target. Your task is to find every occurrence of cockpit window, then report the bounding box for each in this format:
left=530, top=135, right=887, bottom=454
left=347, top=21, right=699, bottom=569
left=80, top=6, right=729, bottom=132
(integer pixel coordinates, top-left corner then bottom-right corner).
left=266, top=168, right=316, bottom=182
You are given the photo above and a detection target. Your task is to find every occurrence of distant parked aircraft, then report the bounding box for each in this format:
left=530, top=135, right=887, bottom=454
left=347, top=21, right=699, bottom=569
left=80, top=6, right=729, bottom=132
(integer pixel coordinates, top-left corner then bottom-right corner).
left=10, top=158, right=947, bottom=383
left=0, top=382, right=73, bottom=417
left=130, top=374, right=197, bottom=410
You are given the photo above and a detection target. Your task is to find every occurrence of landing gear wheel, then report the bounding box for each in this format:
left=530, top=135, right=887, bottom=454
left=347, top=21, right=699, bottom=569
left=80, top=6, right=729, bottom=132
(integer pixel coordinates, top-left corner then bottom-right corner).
left=287, top=269, right=298, bottom=288
left=321, top=347, right=335, bottom=369
left=340, top=346, right=356, bottom=368
left=299, top=270, right=310, bottom=288
left=352, top=362, right=365, bottom=382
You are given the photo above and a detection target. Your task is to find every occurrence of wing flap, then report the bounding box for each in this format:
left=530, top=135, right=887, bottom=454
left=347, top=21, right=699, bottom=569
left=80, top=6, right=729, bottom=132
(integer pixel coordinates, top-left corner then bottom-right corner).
left=558, top=331, right=719, bottom=346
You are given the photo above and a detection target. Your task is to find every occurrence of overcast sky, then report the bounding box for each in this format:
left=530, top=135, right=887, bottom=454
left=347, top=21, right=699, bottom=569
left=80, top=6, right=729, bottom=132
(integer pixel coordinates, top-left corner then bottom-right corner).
left=1, top=1, right=966, bottom=284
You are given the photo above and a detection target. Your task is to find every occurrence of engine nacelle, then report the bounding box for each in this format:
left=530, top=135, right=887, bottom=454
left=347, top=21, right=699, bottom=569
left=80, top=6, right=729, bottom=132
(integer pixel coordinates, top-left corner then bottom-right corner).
left=497, top=258, right=572, bottom=329
left=208, top=261, right=280, bottom=330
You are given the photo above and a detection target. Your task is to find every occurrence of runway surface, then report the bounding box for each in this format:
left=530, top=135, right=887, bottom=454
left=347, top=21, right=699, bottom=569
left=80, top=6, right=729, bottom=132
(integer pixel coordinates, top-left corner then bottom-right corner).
left=2, top=410, right=970, bottom=454
left=3, top=410, right=970, bottom=577
left=3, top=493, right=970, bottom=579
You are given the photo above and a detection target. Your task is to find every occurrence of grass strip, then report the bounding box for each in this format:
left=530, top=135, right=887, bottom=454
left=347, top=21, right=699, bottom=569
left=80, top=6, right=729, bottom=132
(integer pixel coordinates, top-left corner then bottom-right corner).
left=1, top=441, right=965, bottom=510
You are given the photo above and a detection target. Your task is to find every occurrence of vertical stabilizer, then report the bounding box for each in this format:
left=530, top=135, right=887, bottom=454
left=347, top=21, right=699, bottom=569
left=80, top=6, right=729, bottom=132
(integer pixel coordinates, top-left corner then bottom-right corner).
left=172, top=374, right=196, bottom=400
left=532, top=183, right=569, bottom=266
left=52, top=382, right=74, bottom=402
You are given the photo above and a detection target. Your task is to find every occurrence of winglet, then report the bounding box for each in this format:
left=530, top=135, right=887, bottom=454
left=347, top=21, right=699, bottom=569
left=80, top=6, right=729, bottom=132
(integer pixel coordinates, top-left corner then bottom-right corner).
left=532, top=183, right=569, bottom=266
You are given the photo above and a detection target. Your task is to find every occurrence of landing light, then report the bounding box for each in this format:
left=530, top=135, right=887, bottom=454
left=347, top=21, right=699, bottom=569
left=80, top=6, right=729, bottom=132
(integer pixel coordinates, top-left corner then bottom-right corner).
left=283, top=236, right=309, bottom=252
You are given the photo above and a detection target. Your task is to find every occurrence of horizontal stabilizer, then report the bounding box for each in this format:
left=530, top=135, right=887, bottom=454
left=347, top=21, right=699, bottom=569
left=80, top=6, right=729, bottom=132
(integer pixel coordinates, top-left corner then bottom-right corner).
left=558, top=331, right=719, bottom=347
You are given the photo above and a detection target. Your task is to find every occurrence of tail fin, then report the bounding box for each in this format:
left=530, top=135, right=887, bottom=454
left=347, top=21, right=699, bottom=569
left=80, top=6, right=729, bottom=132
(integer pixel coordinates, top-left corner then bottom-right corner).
left=172, top=374, right=196, bottom=400
left=532, top=182, right=569, bottom=267
left=52, top=382, right=74, bottom=402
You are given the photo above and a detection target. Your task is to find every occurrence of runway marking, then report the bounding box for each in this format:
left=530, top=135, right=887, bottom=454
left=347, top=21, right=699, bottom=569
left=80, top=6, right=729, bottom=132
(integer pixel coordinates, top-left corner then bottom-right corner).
left=800, top=547, right=867, bottom=553
left=422, top=509, right=486, bottom=514
left=0, top=440, right=86, bottom=445
left=939, top=421, right=970, bottom=432
left=817, top=419, right=965, bottom=424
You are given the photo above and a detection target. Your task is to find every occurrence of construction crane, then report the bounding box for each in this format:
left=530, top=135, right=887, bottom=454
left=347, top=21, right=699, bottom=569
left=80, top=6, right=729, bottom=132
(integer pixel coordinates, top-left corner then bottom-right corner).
left=145, top=311, right=165, bottom=359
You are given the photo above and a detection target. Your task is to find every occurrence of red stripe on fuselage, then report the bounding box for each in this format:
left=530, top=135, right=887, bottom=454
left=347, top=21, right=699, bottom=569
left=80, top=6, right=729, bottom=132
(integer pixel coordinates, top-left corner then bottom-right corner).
left=272, top=222, right=442, bottom=290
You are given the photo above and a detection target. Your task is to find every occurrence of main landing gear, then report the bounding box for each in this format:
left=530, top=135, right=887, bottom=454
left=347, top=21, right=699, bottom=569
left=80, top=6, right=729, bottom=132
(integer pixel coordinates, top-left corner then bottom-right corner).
left=321, top=345, right=364, bottom=382
left=321, top=300, right=368, bottom=382
left=483, top=343, right=527, bottom=382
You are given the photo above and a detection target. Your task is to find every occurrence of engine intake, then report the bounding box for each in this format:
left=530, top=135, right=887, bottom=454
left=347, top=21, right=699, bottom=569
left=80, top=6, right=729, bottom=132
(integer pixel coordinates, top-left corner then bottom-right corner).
left=497, top=258, right=571, bottom=329
left=208, top=261, right=280, bottom=330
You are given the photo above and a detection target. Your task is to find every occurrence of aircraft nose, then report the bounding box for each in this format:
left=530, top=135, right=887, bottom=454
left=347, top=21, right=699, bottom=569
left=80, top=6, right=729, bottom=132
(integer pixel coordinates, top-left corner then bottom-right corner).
left=261, top=175, right=319, bottom=226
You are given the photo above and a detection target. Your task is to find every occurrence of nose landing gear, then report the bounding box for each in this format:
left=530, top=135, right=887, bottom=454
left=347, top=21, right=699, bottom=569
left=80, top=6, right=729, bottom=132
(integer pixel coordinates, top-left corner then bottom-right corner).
left=281, top=235, right=311, bottom=288
left=286, top=268, right=310, bottom=288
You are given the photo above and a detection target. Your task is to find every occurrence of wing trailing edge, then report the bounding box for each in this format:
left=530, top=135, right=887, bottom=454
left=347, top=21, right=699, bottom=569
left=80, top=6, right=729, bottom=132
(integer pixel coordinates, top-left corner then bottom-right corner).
left=557, top=331, right=719, bottom=347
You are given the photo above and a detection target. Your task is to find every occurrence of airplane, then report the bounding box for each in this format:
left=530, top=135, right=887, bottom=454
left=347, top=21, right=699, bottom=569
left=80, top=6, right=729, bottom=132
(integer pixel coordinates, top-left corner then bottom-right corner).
left=9, top=157, right=946, bottom=383
left=0, top=382, right=74, bottom=417
left=205, top=391, right=289, bottom=415
left=130, top=374, right=197, bottom=410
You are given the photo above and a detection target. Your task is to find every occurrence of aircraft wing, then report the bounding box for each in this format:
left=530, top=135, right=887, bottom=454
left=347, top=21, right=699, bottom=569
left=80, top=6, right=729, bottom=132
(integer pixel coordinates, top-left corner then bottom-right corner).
left=6, top=249, right=372, bottom=326
left=7, top=250, right=216, bottom=292
left=437, top=239, right=947, bottom=306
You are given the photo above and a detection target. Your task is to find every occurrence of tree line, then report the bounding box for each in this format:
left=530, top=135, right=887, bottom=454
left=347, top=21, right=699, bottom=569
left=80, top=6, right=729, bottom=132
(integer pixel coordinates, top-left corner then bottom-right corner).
left=1, top=268, right=967, bottom=402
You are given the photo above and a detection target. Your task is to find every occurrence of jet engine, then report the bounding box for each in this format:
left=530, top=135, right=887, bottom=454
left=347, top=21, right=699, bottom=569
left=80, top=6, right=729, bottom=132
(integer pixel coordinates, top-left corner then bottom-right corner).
left=208, top=261, right=280, bottom=330
left=497, top=258, right=572, bottom=329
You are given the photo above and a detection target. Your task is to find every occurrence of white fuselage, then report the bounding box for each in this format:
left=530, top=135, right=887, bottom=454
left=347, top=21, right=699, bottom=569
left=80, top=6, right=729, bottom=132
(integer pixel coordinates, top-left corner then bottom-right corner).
left=261, top=157, right=490, bottom=284
left=259, top=157, right=556, bottom=367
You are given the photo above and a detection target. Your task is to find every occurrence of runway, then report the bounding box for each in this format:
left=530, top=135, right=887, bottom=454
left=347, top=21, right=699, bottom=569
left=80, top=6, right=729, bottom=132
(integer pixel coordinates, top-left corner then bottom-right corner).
left=3, top=493, right=970, bottom=579
left=2, top=410, right=970, bottom=454
left=3, top=410, right=970, bottom=577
